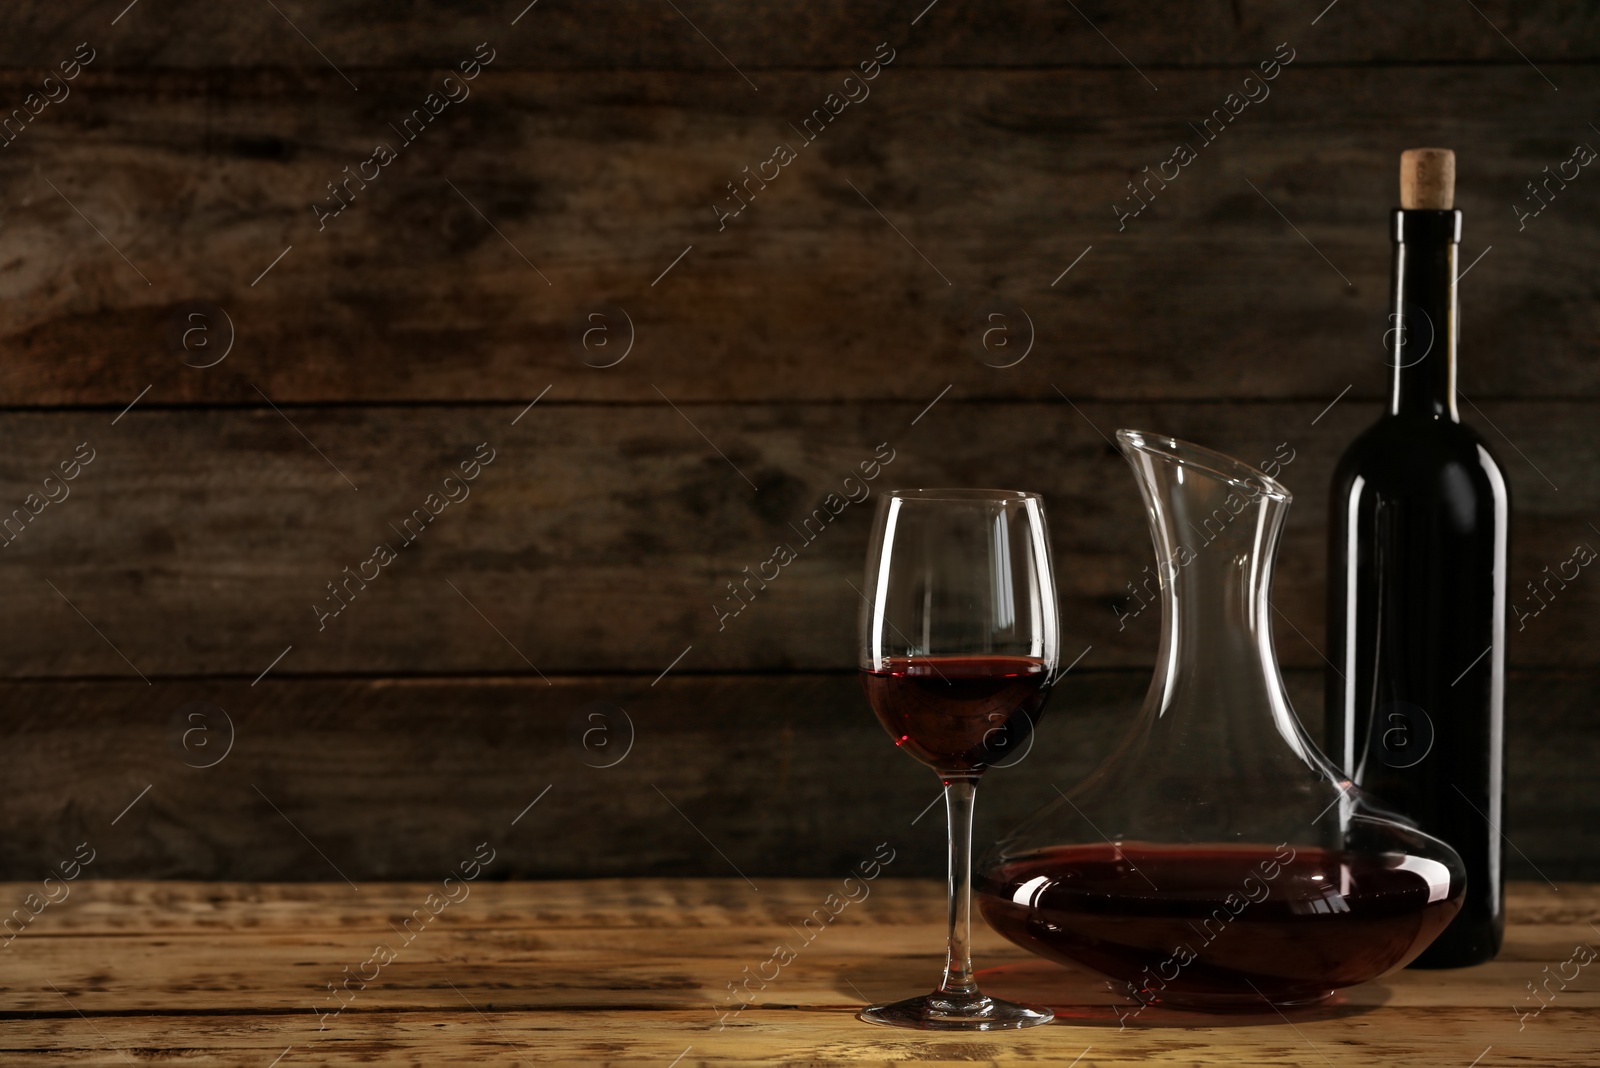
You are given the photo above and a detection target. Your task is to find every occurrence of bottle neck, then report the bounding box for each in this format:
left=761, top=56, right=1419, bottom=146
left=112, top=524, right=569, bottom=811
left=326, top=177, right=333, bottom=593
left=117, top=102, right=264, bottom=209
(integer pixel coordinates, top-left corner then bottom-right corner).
left=1388, top=209, right=1461, bottom=421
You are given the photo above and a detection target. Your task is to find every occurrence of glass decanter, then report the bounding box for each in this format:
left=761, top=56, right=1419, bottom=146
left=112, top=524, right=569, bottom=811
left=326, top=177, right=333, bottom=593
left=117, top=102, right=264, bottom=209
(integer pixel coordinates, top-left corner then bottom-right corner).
left=976, top=429, right=1466, bottom=1012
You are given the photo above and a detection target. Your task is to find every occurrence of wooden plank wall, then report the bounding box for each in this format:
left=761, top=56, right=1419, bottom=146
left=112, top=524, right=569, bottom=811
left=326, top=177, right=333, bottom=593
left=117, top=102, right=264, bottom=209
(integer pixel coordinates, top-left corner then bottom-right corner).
left=0, top=2, right=1595, bottom=881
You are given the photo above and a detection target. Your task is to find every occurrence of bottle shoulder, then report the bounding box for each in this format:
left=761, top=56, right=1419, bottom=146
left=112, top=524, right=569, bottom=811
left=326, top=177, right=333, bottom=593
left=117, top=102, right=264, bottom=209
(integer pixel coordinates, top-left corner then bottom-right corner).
left=1331, top=413, right=1511, bottom=502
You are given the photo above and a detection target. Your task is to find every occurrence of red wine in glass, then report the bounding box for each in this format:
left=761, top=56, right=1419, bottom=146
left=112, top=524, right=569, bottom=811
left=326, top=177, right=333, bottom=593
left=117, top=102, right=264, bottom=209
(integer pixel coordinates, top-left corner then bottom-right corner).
left=861, top=655, right=1051, bottom=774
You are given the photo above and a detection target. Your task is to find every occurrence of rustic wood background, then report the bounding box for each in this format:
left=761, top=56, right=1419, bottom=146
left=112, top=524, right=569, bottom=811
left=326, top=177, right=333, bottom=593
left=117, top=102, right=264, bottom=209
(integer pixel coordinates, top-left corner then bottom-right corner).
left=1, top=2, right=1595, bottom=882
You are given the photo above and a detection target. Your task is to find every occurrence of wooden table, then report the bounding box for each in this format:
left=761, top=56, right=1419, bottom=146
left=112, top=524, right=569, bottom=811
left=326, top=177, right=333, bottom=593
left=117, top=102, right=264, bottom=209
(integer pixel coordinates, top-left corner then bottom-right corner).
left=2, top=879, right=1595, bottom=1065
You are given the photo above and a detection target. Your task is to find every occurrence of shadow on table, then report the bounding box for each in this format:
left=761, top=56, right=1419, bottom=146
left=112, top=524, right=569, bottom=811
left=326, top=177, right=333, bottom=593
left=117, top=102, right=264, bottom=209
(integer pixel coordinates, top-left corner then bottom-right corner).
left=834, top=959, right=1389, bottom=1028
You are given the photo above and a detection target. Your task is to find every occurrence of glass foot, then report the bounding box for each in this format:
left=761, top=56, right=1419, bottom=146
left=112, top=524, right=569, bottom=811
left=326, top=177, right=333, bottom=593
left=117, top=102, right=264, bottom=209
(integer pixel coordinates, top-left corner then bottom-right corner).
left=859, top=991, right=1053, bottom=1031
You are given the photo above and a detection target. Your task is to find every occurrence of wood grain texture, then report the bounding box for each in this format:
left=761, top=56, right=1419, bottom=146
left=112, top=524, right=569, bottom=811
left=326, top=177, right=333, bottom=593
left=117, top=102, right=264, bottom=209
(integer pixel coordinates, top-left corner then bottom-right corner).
left=6, top=1, right=1599, bottom=71
left=0, top=5, right=1594, bottom=888
left=0, top=401, right=1587, bottom=676
left=0, top=1010, right=1593, bottom=1068
left=0, top=878, right=1593, bottom=1065
left=1, top=670, right=1591, bottom=882
left=0, top=67, right=1595, bottom=405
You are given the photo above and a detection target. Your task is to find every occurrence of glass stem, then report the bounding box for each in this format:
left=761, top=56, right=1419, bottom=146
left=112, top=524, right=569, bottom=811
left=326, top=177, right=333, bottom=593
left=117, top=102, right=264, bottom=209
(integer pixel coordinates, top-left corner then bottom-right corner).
left=939, top=776, right=980, bottom=998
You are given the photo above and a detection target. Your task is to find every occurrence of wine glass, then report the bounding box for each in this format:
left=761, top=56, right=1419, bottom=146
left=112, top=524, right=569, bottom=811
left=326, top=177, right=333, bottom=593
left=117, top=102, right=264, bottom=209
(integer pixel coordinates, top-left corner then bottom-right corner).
left=857, top=488, right=1059, bottom=1030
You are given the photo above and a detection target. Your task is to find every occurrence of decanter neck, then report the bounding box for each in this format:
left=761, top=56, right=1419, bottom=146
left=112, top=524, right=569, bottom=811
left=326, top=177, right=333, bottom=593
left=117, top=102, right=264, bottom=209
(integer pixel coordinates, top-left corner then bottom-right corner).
left=1117, top=431, right=1314, bottom=764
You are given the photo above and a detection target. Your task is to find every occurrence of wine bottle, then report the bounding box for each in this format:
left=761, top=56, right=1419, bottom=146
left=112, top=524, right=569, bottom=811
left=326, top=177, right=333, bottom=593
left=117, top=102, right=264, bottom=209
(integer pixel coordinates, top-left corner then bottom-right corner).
left=1326, top=148, right=1510, bottom=968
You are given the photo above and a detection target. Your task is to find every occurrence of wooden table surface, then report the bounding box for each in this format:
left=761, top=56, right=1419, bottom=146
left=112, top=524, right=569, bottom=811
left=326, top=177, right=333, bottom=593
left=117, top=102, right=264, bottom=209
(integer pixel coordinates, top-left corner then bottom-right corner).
left=2, top=878, right=1595, bottom=1065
